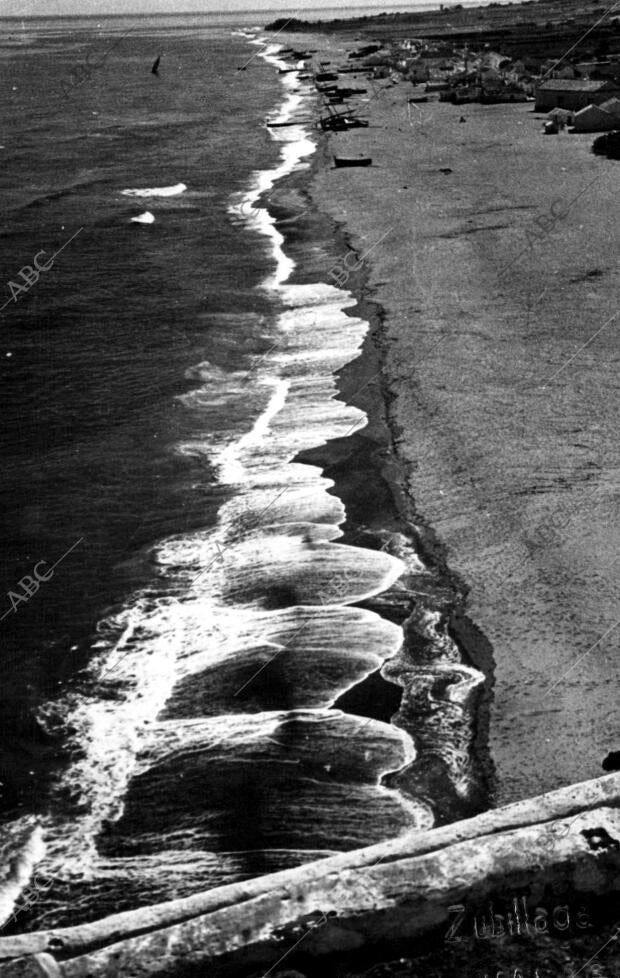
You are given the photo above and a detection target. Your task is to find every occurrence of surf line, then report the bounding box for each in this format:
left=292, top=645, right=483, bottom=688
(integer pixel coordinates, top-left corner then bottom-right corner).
left=235, top=41, right=490, bottom=829
left=221, top=43, right=430, bottom=813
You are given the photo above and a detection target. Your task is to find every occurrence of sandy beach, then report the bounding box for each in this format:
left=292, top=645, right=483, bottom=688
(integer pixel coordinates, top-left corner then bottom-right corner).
left=301, top=34, right=620, bottom=808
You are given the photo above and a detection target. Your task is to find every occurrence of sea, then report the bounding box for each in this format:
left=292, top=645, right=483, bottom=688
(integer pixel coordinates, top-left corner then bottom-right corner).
left=0, top=2, right=516, bottom=29
left=0, top=13, right=494, bottom=933
left=0, top=17, right=447, bottom=929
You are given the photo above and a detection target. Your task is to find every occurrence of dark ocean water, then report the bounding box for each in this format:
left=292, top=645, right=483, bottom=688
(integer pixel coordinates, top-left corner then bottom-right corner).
left=0, top=24, right=284, bottom=780
left=0, top=22, right=447, bottom=929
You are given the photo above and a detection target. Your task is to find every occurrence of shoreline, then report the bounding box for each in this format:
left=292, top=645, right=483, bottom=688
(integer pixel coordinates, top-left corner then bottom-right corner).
left=300, top=34, right=619, bottom=810
left=260, top=58, right=493, bottom=824
left=260, top=47, right=495, bottom=825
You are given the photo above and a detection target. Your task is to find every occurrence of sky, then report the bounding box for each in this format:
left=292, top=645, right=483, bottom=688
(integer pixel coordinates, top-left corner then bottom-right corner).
left=1, top=0, right=495, bottom=19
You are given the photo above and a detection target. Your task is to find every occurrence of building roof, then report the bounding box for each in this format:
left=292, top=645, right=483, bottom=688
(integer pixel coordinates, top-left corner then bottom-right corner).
left=574, top=104, right=614, bottom=117
left=575, top=61, right=620, bottom=69
left=600, top=97, right=620, bottom=115
left=537, top=79, right=617, bottom=92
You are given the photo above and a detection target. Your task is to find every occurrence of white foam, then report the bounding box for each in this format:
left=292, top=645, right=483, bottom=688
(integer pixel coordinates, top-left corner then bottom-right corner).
left=216, top=377, right=290, bottom=484
left=123, top=183, right=187, bottom=198
left=130, top=211, right=155, bottom=224
left=228, top=44, right=315, bottom=292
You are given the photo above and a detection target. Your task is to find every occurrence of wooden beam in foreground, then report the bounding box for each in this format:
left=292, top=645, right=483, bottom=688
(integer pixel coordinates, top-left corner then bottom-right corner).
left=1, top=772, right=619, bottom=976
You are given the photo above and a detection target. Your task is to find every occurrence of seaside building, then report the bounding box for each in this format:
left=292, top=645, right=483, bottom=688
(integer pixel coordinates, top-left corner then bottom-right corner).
left=408, top=60, right=430, bottom=83
left=426, top=79, right=451, bottom=93
left=535, top=78, right=620, bottom=112
left=547, top=107, right=574, bottom=129
left=480, top=67, right=503, bottom=89
left=575, top=60, right=620, bottom=81
left=519, top=56, right=545, bottom=74
left=507, top=60, right=536, bottom=90
left=572, top=103, right=617, bottom=132
left=600, top=96, right=620, bottom=116
left=571, top=98, right=620, bottom=132
left=552, top=65, right=580, bottom=80
left=481, top=51, right=511, bottom=71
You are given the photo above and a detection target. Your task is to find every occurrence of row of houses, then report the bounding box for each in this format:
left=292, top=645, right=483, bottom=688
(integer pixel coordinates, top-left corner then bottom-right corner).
left=379, top=41, right=544, bottom=102
left=418, top=60, right=620, bottom=110
left=358, top=37, right=620, bottom=117
left=549, top=60, right=620, bottom=81
left=535, top=78, right=620, bottom=133
left=546, top=96, right=620, bottom=133
left=535, top=78, right=620, bottom=112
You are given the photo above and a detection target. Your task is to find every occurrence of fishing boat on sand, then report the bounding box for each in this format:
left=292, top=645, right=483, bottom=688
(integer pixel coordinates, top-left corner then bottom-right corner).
left=266, top=118, right=312, bottom=127
left=334, top=156, right=372, bottom=168
left=318, top=112, right=369, bottom=132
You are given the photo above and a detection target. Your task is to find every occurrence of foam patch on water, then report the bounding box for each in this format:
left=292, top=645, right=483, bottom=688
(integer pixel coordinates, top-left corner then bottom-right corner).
left=130, top=211, right=155, bottom=225
left=122, top=183, right=187, bottom=198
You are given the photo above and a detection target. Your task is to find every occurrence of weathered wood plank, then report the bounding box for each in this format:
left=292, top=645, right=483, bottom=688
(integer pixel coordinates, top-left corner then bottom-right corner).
left=1, top=772, right=619, bottom=976
left=54, top=807, right=620, bottom=977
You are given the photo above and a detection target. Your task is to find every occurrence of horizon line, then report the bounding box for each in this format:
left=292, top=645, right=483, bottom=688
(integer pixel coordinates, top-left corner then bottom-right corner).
left=0, top=1, right=498, bottom=21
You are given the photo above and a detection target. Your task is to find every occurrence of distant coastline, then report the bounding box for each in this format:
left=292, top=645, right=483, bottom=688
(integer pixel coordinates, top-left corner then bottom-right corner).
left=265, top=0, right=618, bottom=53
left=0, top=2, right=519, bottom=24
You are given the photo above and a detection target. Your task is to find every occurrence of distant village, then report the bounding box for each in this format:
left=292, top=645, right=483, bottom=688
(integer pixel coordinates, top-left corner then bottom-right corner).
left=349, top=39, right=620, bottom=132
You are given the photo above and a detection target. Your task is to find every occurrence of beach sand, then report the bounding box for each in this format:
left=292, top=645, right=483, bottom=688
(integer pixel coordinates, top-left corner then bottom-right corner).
left=301, top=40, right=620, bottom=808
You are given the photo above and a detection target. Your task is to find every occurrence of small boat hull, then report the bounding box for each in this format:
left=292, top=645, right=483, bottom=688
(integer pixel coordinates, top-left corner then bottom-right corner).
left=333, top=156, right=372, bottom=168
left=319, top=116, right=369, bottom=131
left=267, top=119, right=311, bottom=127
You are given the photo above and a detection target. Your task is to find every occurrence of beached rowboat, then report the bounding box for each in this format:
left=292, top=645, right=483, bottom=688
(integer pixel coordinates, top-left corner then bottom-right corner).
left=319, top=115, right=369, bottom=131
left=333, top=156, right=372, bottom=167
left=266, top=119, right=312, bottom=127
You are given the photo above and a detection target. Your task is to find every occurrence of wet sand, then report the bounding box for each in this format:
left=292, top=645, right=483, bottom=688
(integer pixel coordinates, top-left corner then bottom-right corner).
left=304, top=45, right=620, bottom=807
